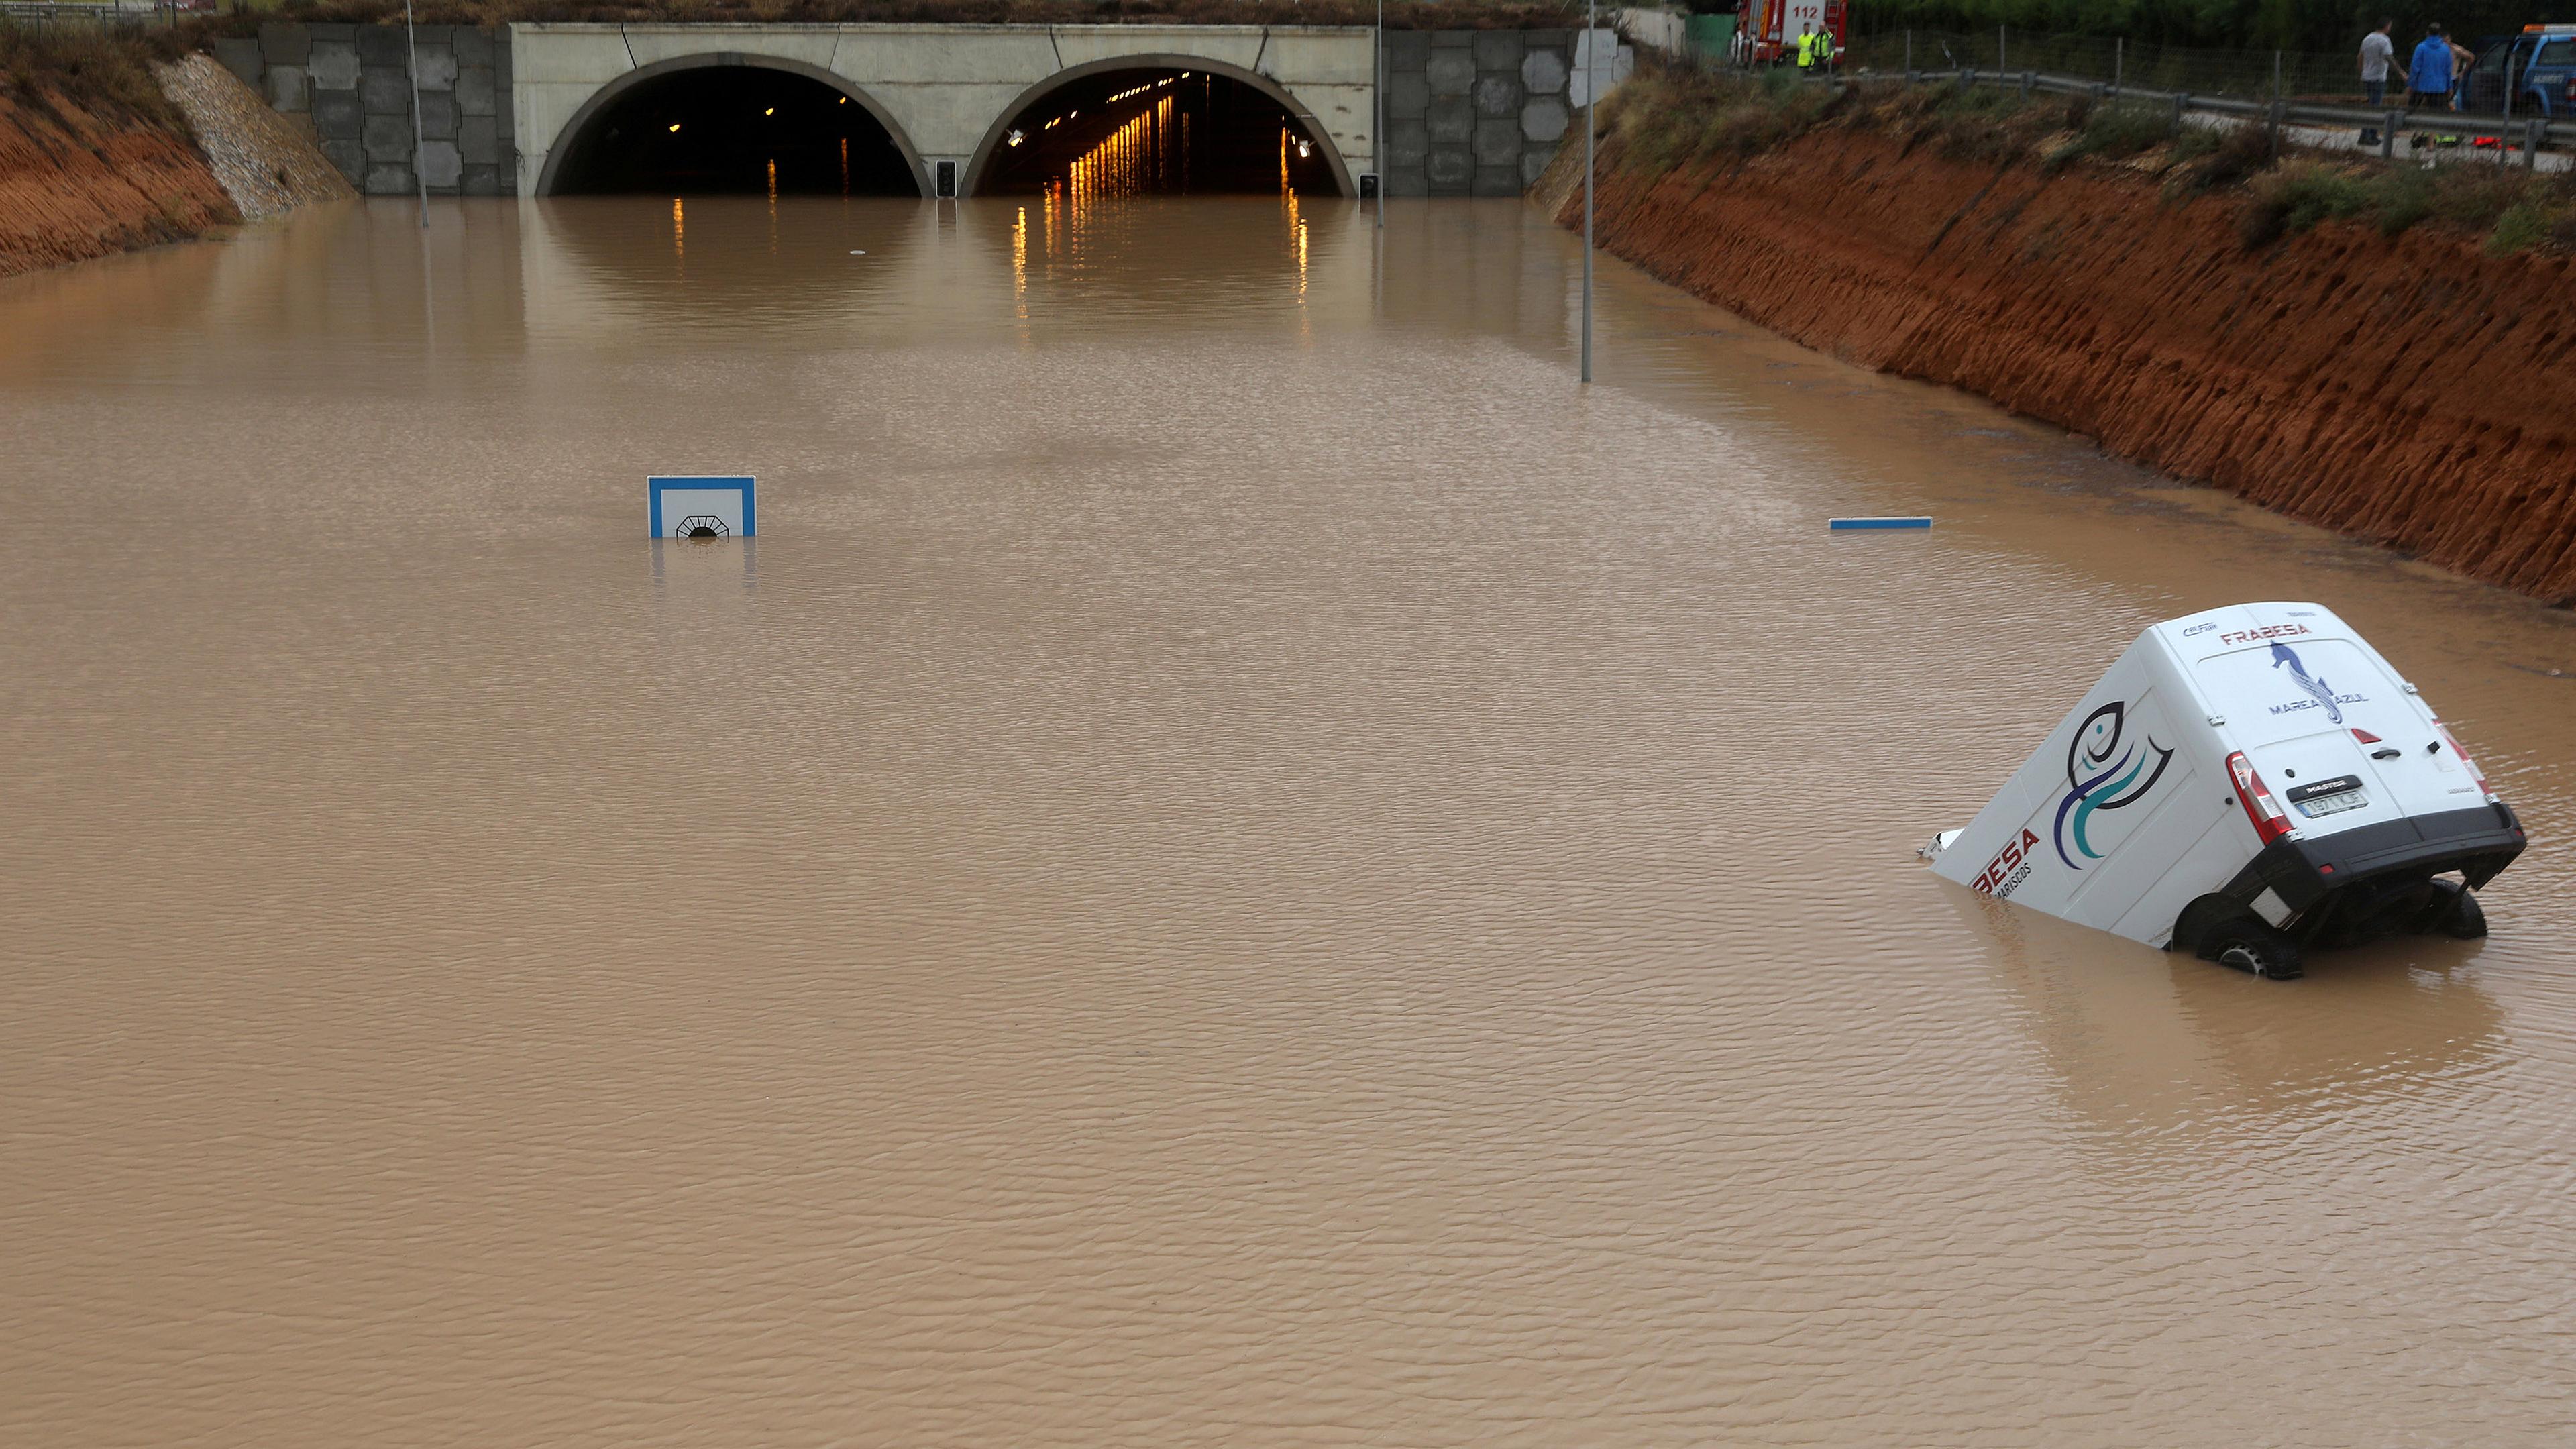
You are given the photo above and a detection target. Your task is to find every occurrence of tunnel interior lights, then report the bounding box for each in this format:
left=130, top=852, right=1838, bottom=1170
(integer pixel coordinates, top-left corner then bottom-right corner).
left=1106, top=78, right=1182, bottom=104
left=764, top=107, right=775, bottom=116
left=1008, top=129, right=1025, bottom=146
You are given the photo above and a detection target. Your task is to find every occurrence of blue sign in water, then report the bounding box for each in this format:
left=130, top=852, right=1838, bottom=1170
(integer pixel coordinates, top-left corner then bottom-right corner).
left=1827, top=516, right=1933, bottom=531
left=649, top=476, right=757, bottom=538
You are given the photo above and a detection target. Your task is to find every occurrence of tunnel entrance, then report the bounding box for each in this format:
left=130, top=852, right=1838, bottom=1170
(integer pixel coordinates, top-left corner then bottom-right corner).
left=975, top=68, right=1340, bottom=197
left=549, top=64, right=918, bottom=197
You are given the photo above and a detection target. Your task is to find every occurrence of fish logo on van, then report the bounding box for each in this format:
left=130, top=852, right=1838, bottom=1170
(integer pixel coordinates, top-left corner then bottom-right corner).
left=2053, top=702, right=2175, bottom=869
left=2269, top=642, right=2351, bottom=724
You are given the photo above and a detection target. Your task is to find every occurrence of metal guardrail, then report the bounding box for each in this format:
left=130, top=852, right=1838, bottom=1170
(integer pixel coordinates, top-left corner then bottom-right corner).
left=1886, top=66, right=2575, bottom=167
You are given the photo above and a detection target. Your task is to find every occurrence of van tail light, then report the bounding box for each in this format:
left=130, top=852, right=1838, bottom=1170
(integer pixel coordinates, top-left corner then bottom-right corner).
left=2350, top=727, right=2381, bottom=745
left=2432, top=719, right=2492, bottom=797
left=2227, top=751, right=2296, bottom=847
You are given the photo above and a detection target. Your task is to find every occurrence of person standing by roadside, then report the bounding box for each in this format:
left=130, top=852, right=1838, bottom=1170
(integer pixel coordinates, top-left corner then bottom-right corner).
left=2409, top=23, right=2456, bottom=111
left=2359, top=18, right=2396, bottom=144
left=2445, top=30, right=2478, bottom=110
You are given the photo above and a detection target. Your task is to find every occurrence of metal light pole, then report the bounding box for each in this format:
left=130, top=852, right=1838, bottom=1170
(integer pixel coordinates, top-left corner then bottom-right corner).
left=404, top=0, right=428, bottom=227
left=1375, top=0, right=1385, bottom=229
left=1580, top=1, right=1595, bottom=385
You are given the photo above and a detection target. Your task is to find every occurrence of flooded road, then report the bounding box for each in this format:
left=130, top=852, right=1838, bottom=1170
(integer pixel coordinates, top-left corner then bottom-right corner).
left=4, top=194, right=2573, bottom=1446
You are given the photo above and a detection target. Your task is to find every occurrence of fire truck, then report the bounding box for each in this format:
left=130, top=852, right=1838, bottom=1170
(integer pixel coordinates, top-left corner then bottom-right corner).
left=1737, top=0, right=1847, bottom=66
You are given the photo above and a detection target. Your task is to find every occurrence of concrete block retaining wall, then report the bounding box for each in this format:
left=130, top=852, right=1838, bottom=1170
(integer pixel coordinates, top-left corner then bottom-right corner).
left=1380, top=29, right=1591, bottom=198
left=205, top=24, right=517, bottom=197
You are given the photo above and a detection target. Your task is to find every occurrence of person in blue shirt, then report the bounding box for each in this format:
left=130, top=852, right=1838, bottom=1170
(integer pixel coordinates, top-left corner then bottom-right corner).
left=2408, top=23, right=2456, bottom=109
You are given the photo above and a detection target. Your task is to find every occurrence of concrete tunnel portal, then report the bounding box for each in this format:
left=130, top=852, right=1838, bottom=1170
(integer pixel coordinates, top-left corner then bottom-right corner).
left=543, top=59, right=922, bottom=197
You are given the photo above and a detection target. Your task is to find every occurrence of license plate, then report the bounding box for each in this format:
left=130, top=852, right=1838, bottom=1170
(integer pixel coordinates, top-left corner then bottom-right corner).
left=2296, top=789, right=2367, bottom=818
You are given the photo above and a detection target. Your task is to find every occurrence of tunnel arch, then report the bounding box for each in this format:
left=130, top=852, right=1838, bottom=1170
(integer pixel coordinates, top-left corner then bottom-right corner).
left=961, top=55, right=1354, bottom=199
left=536, top=54, right=928, bottom=197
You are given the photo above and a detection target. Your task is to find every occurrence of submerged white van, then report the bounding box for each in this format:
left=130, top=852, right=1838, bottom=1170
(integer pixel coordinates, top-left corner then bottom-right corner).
left=1923, top=602, right=2527, bottom=979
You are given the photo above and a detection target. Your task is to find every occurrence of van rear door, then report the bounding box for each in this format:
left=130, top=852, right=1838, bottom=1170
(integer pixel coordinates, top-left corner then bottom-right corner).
left=2192, top=635, right=2467, bottom=835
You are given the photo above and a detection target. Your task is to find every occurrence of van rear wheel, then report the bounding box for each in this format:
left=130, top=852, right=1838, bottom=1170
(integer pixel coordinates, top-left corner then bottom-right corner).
left=2440, top=888, right=2488, bottom=941
left=2208, top=923, right=2303, bottom=981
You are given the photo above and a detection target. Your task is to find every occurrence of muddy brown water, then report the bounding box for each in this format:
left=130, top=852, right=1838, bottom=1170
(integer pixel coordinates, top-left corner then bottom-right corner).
left=3, top=195, right=2573, bottom=1446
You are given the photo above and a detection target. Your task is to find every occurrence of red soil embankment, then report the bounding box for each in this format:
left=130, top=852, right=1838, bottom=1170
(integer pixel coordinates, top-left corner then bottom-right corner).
left=0, top=85, right=235, bottom=280
left=1557, top=129, right=2576, bottom=604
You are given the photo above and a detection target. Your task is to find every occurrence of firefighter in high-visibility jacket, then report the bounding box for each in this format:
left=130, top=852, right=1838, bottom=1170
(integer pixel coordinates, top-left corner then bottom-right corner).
left=1799, top=26, right=1836, bottom=73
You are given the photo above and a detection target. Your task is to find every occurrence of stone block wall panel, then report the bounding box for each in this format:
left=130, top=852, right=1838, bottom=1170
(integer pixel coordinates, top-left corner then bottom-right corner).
left=416, top=46, right=459, bottom=92
left=459, top=115, right=500, bottom=167
left=419, top=140, right=463, bottom=188
left=363, top=112, right=413, bottom=162
left=1424, top=48, right=1474, bottom=97
left=1387, top=72, right=1427, bottom=119
left=419, top=94, right=459, bottom=142
left=309, top=41, right=360, bottom=92
left=457, top=68, right=496, bottom=118
left=313, top=90, right=362, bottom=142
left=1521, top=97, right=1568, bottom=143
left=258, top=23, right=311, bottom=67
left=356, top=28, right=406, bottom=67
left=360, top=70, right=409, bottom=116
left=1424, top=98, right=1472, bottom=145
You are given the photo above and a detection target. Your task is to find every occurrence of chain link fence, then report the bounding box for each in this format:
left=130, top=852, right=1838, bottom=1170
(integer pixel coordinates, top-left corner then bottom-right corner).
left=1, top=2, right=196, bottom=25
left=1845, top=28, right=2379, bottom=105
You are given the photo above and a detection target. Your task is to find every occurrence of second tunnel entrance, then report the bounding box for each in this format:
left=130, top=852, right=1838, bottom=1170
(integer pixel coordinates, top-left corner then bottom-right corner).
left=973, top=67, right=1342, bottom=197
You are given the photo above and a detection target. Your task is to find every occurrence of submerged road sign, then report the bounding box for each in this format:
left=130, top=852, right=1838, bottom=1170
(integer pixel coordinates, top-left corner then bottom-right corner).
left=649, top=476, right=757, bottom=539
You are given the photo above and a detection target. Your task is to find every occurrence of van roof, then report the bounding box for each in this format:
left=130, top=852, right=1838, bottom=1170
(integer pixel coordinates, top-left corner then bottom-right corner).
left=2150, top=602, right=2354, bottom=659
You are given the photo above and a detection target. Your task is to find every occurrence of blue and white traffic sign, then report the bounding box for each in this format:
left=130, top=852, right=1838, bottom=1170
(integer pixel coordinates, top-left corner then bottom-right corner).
left=648, top=476, right=757, bottom=538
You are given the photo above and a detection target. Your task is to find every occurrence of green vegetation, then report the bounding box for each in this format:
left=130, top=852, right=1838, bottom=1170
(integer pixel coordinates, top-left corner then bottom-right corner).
left=1597, top=58, right=2576, bottom=257
left=2239, top=158, right=2576, bottom=250
left=2040, top=99, right=2174, bottom=170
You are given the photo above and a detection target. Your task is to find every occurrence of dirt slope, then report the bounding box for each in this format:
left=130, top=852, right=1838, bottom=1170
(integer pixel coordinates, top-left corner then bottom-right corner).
left=0, top=83, right=236, bottom=280
left=1554, top=129, right=2576, bottom=604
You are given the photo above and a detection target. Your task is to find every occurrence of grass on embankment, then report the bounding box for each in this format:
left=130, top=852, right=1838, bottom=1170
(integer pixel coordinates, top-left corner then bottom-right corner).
left=1597, top=62, right=2576, bottom=257
left=0, top=21, right=192, bottom=127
